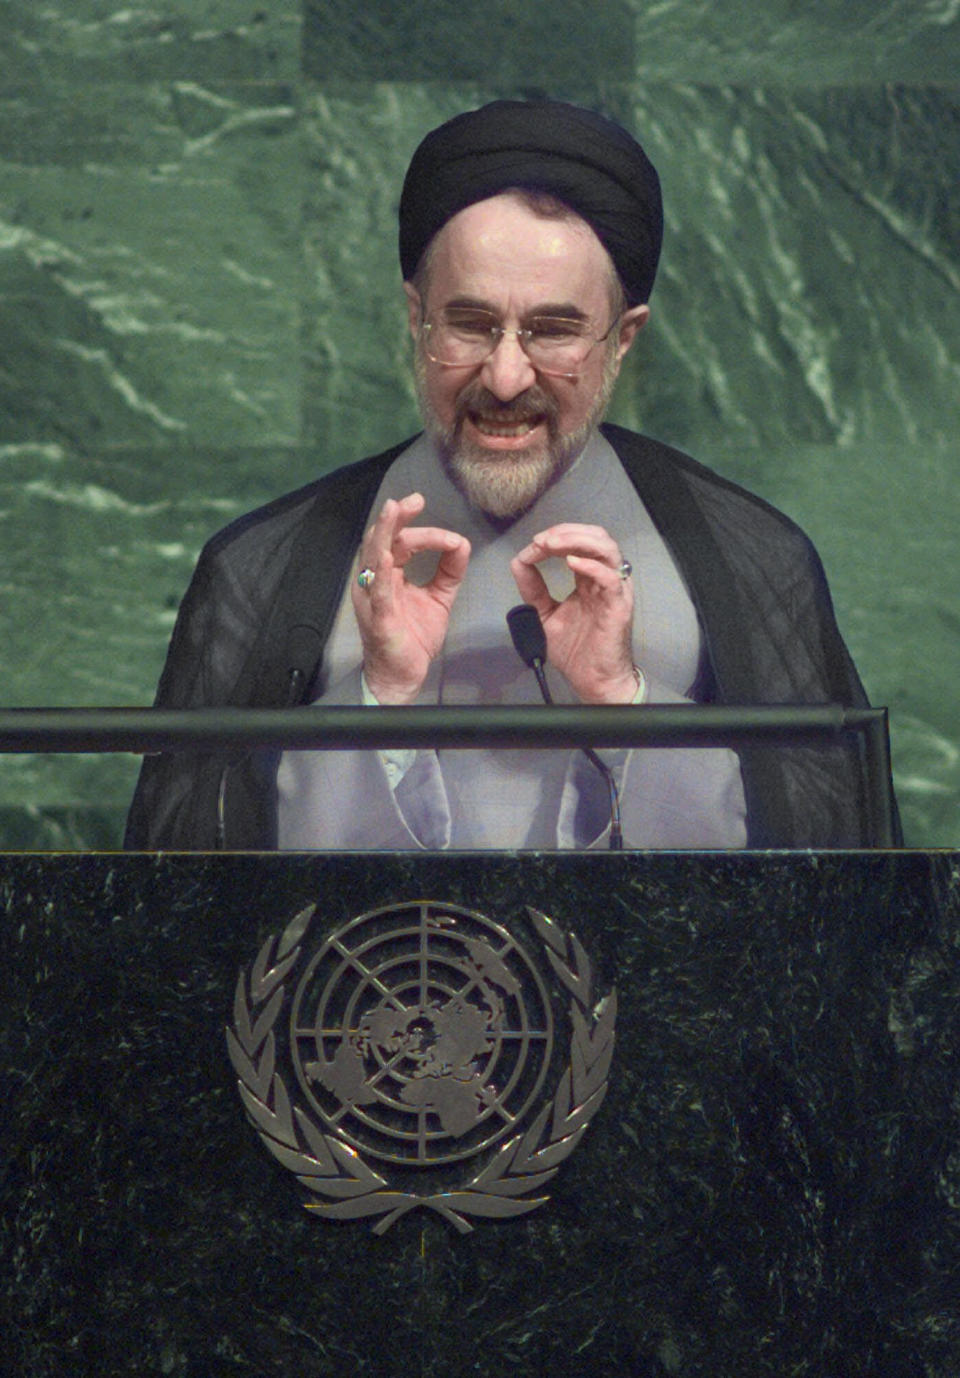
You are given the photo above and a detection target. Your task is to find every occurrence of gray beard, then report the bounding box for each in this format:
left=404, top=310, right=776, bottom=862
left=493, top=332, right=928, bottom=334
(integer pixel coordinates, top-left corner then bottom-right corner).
left=413, top=351, right=619, bottom=520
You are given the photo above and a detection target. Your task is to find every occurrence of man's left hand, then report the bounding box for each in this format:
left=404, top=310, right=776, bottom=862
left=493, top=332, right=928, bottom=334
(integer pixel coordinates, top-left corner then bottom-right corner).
left=510, top=523, right=637, bottom=704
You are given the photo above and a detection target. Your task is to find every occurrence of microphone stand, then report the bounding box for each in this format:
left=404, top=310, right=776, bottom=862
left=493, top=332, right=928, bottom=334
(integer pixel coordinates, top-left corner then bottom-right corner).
left=507, top=604, right=624, bottom=851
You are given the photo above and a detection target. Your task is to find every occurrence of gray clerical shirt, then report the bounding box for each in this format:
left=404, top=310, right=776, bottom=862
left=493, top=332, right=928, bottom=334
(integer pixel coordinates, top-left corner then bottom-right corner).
left=276, top=431, right=747, bottom=850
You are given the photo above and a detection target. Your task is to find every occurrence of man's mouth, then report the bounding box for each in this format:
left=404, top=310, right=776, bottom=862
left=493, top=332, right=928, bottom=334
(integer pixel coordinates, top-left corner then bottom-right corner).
left=469, top=412, right=544, bottom=439
left=471, top=413, right=539, bottom=435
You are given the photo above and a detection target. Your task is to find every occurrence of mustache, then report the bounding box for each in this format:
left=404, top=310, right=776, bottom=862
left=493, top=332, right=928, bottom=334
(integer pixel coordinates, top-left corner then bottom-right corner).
left=453, top=382, right=559, bottom=426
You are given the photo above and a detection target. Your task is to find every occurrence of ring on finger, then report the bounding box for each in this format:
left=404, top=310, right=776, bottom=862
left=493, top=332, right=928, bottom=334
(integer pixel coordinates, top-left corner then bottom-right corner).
left=617, top=559, right=633, bottom=581
left=357, top=566, right=376, bottom=591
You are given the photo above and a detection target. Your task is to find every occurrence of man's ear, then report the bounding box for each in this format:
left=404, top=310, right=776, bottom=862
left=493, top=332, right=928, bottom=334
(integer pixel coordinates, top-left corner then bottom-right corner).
left=615, top=304, right=650, bottom=361
left=403, top=282, right=422, bottom=340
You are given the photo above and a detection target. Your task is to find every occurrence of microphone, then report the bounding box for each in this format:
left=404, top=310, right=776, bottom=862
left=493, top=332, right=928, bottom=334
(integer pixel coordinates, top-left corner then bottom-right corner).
left=216, top=621, right=325, bottom=847
left=506, top=604, right=624, bottom=850
left=506, top=603, right=550, bottom=703
left=283, top=622, right=325, bottom=706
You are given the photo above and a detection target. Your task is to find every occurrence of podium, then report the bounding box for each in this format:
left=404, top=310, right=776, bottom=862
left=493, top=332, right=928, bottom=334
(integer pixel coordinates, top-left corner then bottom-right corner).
left=3, top=848, right=958, bottom=1376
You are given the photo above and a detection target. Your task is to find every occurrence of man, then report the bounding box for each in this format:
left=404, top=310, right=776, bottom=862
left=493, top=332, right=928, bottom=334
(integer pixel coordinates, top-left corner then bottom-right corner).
left=125, top=99, right=891, bottom=851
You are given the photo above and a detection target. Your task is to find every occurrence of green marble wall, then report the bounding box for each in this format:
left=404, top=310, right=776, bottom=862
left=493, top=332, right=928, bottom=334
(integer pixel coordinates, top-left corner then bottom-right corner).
left=0, top=1, right=957, bottom=846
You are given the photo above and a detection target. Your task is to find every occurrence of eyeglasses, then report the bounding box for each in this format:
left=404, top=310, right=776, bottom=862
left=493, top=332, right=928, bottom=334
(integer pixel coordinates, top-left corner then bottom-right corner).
left=420, top=307, right=620, bottom=378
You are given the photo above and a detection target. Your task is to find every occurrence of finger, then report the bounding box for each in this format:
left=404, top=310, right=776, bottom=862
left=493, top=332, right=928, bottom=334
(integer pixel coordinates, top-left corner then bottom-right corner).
left=429, top=536, right=472, bottom=604
left=351, top=545, right=398, bottom=625
left=513, top=535, right=622, bottom=576
left=565, top=553, right=634, bottom=600
left=528, top=523, right=622, bottom=563
left=509, top=551, right=555, bottom=617
left=392, top=525, right=468, bottom=563
left=360, top=492, right=426, bottom=563
left=359, top=499, right=399, bottom=568
left=391, top=491, right=426, bottom=520
left=389, top=491, right=427, bottom=535
left=365, top=544, right=401, bottom=610
left=534, top=522, right=612, bottom=543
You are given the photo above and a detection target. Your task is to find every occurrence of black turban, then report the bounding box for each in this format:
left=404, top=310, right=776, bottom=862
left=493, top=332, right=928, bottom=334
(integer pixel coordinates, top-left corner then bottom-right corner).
left=398, top=100, right=663, bottom=306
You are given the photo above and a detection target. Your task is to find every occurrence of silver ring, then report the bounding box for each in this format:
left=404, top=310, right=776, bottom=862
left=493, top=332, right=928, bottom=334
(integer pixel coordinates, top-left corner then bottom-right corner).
left=617, top=559, right=632, bottom=581
left=357, top=566, right=376, bottom=591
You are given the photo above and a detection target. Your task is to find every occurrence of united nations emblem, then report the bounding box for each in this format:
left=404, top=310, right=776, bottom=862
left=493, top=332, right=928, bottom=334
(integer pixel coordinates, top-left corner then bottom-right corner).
left=227, top=900, right=616, bottom=1233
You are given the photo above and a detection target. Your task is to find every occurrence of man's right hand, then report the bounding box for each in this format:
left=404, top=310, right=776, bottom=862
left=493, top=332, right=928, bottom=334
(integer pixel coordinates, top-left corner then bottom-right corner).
left=351, top=492, right=470, bottom=704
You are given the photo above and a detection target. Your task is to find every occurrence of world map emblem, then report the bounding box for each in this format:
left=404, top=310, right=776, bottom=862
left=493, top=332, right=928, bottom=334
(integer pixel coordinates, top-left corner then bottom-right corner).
left=227, top=900, right=617, bottom=1233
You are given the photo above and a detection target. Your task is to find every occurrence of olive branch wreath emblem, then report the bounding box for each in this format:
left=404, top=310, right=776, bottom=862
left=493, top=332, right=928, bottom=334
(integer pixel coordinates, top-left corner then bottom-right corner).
left=226, top=902, right=616, bottom=1234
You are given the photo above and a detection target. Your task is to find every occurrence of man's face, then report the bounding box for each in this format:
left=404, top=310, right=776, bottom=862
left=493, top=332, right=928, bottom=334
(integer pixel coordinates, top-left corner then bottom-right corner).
left=405, top=193, right=648, bottom=519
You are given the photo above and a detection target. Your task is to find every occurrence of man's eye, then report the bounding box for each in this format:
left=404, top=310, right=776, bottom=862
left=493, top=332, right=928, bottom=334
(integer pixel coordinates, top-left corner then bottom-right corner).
left=528, top=318, right=584, bottom=341
left=444, top=311, right=498, bottom=337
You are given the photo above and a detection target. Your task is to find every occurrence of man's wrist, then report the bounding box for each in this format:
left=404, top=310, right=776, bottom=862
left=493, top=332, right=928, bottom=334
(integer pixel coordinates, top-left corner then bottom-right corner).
left=360, top=671, right=382, bottom=707
left=582, top=664, right=647, bottom=705
left=361, top=666, right=422, bottom=706
left=361, top=672, right=419, bottom=787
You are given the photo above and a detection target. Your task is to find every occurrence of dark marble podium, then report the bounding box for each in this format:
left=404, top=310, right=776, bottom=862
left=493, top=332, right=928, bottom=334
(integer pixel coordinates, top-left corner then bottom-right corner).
left=2, top=851, right=958, bottom=1377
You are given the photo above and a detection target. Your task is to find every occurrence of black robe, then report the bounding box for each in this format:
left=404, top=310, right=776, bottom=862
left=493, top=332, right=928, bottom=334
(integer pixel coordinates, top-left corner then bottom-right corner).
left=124, top=425, right=897, bottom=850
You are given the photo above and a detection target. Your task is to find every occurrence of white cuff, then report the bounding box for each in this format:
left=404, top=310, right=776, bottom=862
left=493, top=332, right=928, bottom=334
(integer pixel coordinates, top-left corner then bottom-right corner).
left=361, top=669, right=416, bottom=788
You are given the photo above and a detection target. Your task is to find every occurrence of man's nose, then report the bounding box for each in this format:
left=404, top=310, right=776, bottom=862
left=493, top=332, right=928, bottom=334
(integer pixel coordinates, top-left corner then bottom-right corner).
left=479, top=331, right=538, bottom=401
